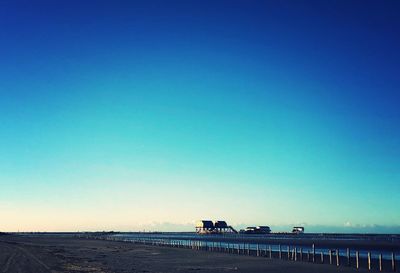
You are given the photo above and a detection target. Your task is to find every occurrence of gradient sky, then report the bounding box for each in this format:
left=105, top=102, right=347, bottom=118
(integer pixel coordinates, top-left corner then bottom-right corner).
left=0, top=0, right=399, bottom=232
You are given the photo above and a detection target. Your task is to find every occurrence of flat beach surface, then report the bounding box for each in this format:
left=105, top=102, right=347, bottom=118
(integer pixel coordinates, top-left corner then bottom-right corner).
left=0, top=235, right=374, bottom=273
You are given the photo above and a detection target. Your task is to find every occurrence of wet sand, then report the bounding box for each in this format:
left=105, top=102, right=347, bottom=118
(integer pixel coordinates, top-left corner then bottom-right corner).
left=0, top=234, right=377, bottom=273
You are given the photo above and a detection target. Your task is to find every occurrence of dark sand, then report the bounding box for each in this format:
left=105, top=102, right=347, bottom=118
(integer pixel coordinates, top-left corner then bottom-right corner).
left=0, top=235, right=378, bottom=273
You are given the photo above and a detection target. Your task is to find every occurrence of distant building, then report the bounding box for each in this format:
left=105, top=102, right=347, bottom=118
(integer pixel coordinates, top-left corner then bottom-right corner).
left=195, top=220, right=214, bottom=234
left=195, top=220, right=238, bottom=234
left=245, top=227, right=256, bottom=232
left=214, top=221, right=228, bottom=230
left=292, top=226, right=305, bottom=234
left=241, top=226, right=271, bottom=234
left=257, top=226, right=271, bottom=233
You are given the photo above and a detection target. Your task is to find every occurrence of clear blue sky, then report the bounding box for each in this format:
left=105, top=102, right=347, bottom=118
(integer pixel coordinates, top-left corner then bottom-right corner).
left=0, top=0, right=399, bottom=232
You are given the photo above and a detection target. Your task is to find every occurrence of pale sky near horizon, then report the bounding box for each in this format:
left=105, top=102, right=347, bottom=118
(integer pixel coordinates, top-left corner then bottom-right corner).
left=1, top=0, right=399, bottom=232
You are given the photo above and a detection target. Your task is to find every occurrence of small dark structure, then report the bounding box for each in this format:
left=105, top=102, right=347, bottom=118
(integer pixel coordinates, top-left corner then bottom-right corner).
left=214, top=221, right=233, bottom=233
left=195, top=220, right=214, bottom=234
left=240, top=226, right=271, bottom=234
left=243, top=227, right=256, bottom=233
left=214, top=221, right=228, bottom=229
left=257, top=226, right=271, bottom=233
left=195, top=220, right=238, bottom=234
left=292, top=226, right=305, bottom=234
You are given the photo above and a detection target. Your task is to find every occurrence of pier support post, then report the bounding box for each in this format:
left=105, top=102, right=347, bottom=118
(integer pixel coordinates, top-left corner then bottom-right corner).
left=336, top=249, right=340, bottom=267
left=321, top=252, right=324, bottom=264
left=312, top=244, right=315, bottom=263
left=292, top=248, right=295, bottom=260
left=264, top=245, right=267, bottom=257
left=329, top=250, right=332, bottom=265
left=295, top=247, right=297, bottom=261
left=356, top=251, right=359, bottom=269
left=368, top=252, right=371, bottom=271
left=279, top=245, right=282, bottom=259
left=392, top=252, right=396, bottom=272
left=379, top=254, right=383, bottom=272
left=347, top=248, right=351, bottom=266
left=269, top=245, right=272, bottom=259
left=287, top=246, right=290, bottom=260
left=257, top=244, right=260, bottom=257
left=300, top=248, right=303, bottom=261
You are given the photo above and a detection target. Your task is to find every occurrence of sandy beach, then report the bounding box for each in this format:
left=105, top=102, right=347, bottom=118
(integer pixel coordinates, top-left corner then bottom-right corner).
left=0, top=234, right=377, bottom=273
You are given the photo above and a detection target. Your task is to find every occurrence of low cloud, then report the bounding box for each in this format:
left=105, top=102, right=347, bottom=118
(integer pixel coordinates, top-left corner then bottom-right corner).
left=299, top=224, right=400, bottom=234
left=129, top=221, right=194, bottom=232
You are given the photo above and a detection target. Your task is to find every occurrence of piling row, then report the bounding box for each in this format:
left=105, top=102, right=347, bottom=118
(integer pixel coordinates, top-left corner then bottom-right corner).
left=91, top=235, right=397, bottom=272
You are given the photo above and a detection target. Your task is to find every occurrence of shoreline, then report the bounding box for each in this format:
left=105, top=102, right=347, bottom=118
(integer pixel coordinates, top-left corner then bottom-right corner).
left=0, top=234, right=396, bottom=273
